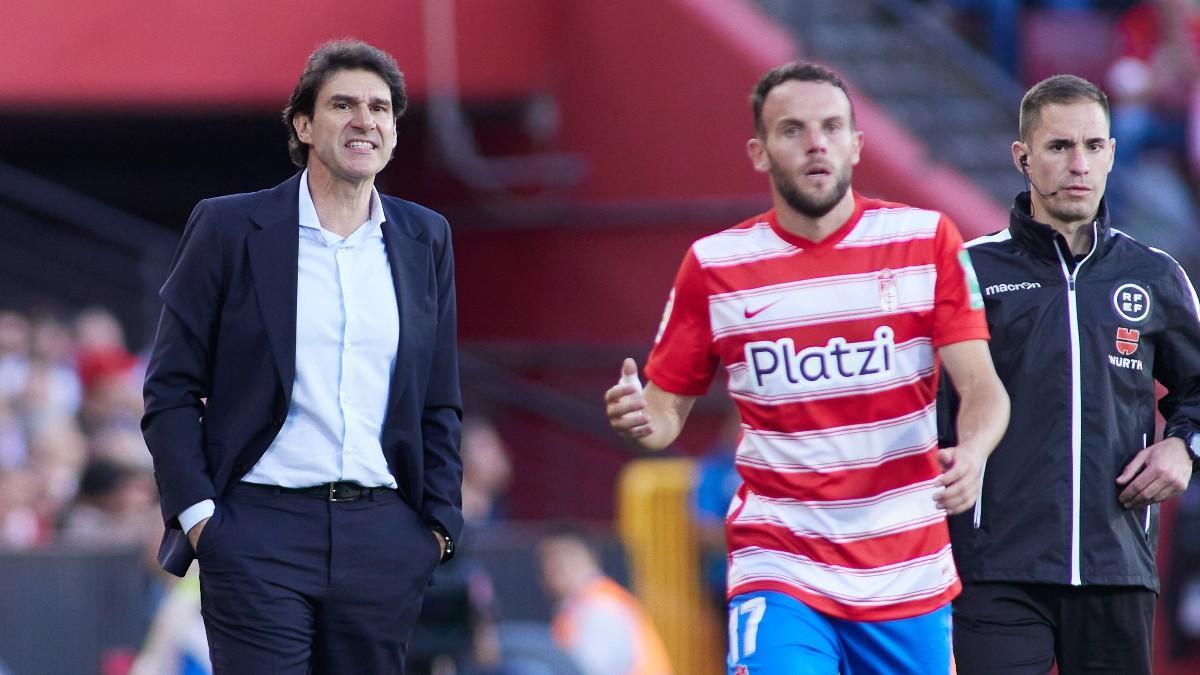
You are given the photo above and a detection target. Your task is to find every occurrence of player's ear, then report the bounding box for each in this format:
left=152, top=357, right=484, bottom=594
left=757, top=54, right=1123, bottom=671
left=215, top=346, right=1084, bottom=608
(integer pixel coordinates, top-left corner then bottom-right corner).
left=747, top=136, right=769, bottom=174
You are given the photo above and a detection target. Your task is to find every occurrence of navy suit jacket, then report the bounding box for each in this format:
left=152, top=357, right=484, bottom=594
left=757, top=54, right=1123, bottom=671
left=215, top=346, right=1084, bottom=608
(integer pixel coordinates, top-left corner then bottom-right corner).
left=142, top=173, right=464, bottom=576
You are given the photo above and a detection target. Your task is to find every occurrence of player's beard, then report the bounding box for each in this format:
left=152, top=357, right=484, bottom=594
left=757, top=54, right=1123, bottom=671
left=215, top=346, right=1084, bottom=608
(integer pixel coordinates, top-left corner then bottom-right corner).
left=769, top=157, right=852, bottom=219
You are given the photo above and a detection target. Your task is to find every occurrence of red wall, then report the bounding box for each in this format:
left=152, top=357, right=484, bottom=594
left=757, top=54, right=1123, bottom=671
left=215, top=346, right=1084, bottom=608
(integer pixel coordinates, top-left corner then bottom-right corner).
left=0, top=0, right=552, bottom=106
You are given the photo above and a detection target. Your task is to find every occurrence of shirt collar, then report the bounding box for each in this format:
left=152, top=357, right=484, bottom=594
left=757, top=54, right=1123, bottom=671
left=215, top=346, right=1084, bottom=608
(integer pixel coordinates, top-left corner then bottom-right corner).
left=298, top=168, right=385, bottom=243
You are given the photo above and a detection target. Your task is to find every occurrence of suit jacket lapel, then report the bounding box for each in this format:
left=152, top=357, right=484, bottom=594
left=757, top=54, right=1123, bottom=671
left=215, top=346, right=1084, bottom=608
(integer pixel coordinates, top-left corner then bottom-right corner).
left=381, top=202, right=429, bottom=408
left=247, top=173, right=302, bottom=404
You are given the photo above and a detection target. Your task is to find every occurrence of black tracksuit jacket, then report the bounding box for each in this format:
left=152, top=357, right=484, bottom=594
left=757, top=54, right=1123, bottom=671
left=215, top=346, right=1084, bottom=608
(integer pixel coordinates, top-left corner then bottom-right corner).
left=942, top=192, right=1200, bottom=592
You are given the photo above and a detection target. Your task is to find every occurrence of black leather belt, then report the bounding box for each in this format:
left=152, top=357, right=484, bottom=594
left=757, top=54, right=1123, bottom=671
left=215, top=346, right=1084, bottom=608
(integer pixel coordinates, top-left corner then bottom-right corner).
left=243, top=481, right=393, bottom=502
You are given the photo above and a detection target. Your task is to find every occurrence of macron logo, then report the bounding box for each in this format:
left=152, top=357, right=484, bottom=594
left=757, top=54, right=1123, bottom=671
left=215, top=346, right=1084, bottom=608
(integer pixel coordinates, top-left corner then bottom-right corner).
left=985, top=281, right=1041, bottom=296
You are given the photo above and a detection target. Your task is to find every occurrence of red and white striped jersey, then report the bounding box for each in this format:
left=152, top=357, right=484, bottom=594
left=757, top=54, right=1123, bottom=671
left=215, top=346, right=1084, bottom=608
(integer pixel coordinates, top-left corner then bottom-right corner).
left=645, top=193, right=988, bottom=622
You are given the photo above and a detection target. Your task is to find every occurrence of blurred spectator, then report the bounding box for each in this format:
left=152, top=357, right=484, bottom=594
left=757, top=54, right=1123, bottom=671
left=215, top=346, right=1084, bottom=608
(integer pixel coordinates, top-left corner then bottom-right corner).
left=21, top=312, right=83, bottom=426
left=74, top=306, right=141, bottom=435
left=539, top=528, right=672, bottom=675
left=0, top=466, right=46, bottom=548
left=0, top=398, right=26, bottom=470
left=25, top=423, right=88, bottom=529
left=75, top=306, right=131, bottom=353
left=1108, top=0, right=1200, bottom=170
left=0, top=310, right=31, bottom=400
left=411, top=415, right=513, bottom=675
left=58, top=457, right=158, bottom=548
left=409, top=559, right=510, bottom=675
left=461, top=416, right=514, bottom=524
left=1103, top=0, right=1200, bottom=273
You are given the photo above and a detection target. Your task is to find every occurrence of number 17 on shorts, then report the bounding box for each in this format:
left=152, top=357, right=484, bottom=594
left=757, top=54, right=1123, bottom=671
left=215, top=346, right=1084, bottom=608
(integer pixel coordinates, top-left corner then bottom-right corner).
left=727, top=591, right=953, bottom=675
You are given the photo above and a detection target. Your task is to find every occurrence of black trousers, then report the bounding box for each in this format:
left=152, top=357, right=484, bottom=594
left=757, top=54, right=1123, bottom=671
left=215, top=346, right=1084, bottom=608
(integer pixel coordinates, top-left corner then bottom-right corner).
left=195, top=483, right=442, bottom=674
left=953, top=581, right=1155, bottom=675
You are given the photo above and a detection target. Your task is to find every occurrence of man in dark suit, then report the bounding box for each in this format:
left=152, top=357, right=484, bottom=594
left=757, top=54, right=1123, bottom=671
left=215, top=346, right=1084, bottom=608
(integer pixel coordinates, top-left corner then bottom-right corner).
left=141, top=39, right=463, bottom=674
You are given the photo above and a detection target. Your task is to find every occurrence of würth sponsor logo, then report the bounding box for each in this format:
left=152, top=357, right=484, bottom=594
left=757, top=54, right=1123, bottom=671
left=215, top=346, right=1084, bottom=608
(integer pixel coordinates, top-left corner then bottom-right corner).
left=1115, top=327, right=1140, bottom=356
left=743, top=326, right=895, bottom=390
left=1108, top=355, right=1144, bottom=370
left=984, top=281, right=1041, bottom=296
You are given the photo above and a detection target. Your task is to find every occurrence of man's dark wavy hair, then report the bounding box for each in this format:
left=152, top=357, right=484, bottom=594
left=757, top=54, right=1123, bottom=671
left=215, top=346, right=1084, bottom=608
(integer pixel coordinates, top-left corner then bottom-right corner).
left=281, top=39, right=407, bottom=168
left=751, top=61, right=855, bottom=135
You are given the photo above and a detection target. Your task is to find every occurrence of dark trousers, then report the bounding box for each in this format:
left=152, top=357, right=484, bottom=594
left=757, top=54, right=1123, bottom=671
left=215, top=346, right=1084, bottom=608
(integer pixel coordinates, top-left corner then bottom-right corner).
left=953, top=581, right=1155, bottom=675
left=195, top=483, right=442, bottom=674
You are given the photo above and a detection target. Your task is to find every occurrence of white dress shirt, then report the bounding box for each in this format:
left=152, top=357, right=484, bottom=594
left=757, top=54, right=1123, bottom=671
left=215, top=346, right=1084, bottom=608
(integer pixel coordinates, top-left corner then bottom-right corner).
left=179, top=170, right=399, bottom=533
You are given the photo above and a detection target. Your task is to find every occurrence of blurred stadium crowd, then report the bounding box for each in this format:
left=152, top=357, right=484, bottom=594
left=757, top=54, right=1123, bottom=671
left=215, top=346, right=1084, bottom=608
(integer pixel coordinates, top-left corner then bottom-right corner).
left=0, top=307, right=158, bottom=557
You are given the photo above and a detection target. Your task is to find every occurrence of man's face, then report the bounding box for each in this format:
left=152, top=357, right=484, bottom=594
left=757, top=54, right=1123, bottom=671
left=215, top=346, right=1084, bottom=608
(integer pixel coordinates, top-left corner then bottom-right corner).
left=1017, top=101, right=1114, bottom=229
left=293, top=68, right=398, bottom=184
left=748, top=80, right=862, bottom=218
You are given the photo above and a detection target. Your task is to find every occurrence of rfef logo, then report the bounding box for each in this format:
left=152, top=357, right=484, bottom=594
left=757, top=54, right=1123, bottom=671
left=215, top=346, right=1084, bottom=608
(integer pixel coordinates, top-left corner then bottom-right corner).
left=1115, top=327, right=1140, bottom=356
left=1113, top=283, right=1151, bottom=322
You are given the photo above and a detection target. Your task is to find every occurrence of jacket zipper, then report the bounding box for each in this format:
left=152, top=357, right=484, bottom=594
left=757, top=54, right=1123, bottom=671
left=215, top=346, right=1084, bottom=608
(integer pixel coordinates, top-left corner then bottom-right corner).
left=1143, top=433, right=1152, bottom=536
left=1054, top=222, right=1099, bottom=587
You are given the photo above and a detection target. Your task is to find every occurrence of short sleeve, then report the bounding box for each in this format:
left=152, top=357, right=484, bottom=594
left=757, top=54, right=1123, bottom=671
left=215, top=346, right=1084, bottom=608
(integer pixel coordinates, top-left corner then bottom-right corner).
left=931, top=214, right=990, bottom=347
left=644, top=248, right=718, bottom=395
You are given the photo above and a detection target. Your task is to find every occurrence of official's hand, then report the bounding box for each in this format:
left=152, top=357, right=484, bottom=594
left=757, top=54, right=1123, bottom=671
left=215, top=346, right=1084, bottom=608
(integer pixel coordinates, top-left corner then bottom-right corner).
left=187, top=516, right=211, bottom=551
left=1116, top=437, right=1193, bottom=509
left=605, top=358, right=653, bottom=440
left=432, top=529, right=446, bottom=561
left=934, top=444, right=986, bottom=515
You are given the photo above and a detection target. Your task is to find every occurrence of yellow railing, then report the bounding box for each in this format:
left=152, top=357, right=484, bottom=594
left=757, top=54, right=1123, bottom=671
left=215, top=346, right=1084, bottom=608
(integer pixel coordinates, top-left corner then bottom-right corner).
left=617, top=457, right=724, bottom=675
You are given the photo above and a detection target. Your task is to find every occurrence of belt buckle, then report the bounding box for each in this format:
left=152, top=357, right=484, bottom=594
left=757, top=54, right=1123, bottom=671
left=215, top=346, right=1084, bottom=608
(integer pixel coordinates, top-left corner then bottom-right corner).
left=328, top=482, right=357, bottom=502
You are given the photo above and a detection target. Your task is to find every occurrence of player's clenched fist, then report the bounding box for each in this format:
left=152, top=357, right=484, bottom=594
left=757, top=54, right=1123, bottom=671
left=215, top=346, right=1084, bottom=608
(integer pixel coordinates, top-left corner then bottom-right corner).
left=934, top=444, right=986, bottom=515
left=605, top=358, right=653, bottom=440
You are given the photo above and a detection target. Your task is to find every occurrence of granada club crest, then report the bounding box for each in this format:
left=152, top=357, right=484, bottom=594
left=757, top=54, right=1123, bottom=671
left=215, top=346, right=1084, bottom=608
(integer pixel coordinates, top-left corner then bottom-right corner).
left=878, top=268, right=899, bottom=312
left=1115, top=327, right=1140, bottom=356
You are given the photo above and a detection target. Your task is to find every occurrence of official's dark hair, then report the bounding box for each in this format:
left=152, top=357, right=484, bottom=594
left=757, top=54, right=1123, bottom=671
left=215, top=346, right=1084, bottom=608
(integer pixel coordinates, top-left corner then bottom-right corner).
left=1019, top=74, right=1109, bottom=142
left=282, top=39, right=408, bottom=167
left=751, top=62, right=855, bottom=135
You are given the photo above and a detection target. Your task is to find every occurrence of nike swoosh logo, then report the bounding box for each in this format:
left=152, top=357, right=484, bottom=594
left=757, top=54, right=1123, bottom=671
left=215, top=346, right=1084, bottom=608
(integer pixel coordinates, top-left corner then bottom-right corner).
left=744, top=299, right=782, bottom=319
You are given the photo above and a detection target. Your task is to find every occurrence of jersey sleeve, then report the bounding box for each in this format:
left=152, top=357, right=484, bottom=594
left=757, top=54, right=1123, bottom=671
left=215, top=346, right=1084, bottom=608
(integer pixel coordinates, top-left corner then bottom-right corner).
left=644, top=247, right=718, bottom=396
left=930, top=214, right=990, bottom=348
